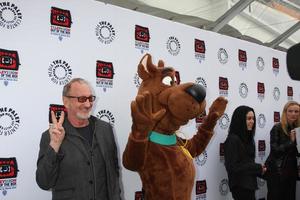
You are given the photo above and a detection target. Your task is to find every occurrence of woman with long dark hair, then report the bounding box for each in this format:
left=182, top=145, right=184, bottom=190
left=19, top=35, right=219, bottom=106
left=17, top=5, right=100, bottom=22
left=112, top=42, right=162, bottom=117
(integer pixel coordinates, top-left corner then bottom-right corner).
left=266, top=101, right=300, bottom=200
left=224, top=105, right=266, bottom=200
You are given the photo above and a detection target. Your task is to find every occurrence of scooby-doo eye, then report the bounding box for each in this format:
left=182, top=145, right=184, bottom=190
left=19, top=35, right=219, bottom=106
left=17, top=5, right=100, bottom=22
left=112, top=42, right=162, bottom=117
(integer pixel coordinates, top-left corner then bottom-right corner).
left=162, top=76, right=174, bottom=86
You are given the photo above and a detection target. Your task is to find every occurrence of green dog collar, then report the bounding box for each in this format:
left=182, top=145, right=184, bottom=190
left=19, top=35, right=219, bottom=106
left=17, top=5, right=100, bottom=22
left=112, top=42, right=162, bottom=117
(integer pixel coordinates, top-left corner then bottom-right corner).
left=149, top=131, right=177, bottom=145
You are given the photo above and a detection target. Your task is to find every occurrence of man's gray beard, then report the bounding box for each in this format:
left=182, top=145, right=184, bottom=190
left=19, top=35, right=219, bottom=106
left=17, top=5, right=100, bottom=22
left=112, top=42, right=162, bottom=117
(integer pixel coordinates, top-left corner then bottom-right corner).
left=76, top=112, right=91, bottom=120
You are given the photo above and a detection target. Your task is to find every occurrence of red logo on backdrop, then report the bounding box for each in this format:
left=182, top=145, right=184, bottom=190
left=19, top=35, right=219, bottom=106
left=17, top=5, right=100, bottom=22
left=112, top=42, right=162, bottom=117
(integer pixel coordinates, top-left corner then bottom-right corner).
left=272, top=57, right=279, bottom=69
left=96, top=61, right=114, bottom=79
left=238, top=49, right=247, bottom=62
left=135, top=25, right=150, bottom=42
left=51, top=7, right=72, bottom=28
left=175, top=71, right=181, bottom=85
left=196, top=180, right=207, bottom=195
left=257, top=82, right=265, bottom=94
left=287, top=86, right=293, bottom=98
left=0, top=158, right=18, bottom=179
left=49, top=104, right=67, bottom=123
left=258, top=140, right=266, bottom=151
left=219, top=143, right=225, bottom=157
left=194, top=39, right=205, bottom=53
left=0, top=49, right=20, bottom=70
left=274, top=111, right=280, bottom=123
left=219, top=77, right=229, bottom=90
left=135, top=191, right=144, bottom=200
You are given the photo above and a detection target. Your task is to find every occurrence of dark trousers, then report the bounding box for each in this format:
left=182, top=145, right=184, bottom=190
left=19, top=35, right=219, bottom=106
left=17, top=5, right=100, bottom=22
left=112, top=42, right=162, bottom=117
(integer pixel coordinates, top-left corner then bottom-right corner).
left=231, top=187, right=255, bottom=200
left=267, top=174, right=296, bottom=200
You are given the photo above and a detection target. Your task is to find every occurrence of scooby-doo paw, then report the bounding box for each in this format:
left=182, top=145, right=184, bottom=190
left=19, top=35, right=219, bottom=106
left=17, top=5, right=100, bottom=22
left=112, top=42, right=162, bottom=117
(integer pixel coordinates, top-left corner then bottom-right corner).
left=131, top=91, right=166, bottom=139
left=201, top=97, right=228, bottom=131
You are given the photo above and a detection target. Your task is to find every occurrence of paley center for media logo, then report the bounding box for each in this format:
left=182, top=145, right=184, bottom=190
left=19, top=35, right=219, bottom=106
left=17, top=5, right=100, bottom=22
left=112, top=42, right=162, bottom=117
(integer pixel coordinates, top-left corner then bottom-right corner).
left=0, top=107, right=20, bottom=136
left=256, top=56, right=265, bottom=71
left=0, top=48, right=20, bottom=86
left=0, top=2, right=22, bottom=29
left=217, top=48, right=228, bottom=64
left=135, top=25, right=150, bottom=53
left=95, top=21, right=116, bottom=44
left=48, top=59, right=72, bottom=86
left=96, top=109, right=115, bottom=126
left=0, top=157, right=19, bottom=196
left=166, top=36, right=181, bottom=56
left=195, top=150, right=208, bottom=167
left=50, top=7, right=72, bottom=41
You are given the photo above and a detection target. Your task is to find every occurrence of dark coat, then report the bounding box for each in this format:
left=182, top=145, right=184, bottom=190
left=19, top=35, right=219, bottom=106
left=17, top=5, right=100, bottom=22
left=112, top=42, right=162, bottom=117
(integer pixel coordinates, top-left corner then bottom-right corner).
left=266, top=123, right=298, bottom=178
left=36, top=116, right=121, bottom=200
left=224, top=134, right=262, bottom=191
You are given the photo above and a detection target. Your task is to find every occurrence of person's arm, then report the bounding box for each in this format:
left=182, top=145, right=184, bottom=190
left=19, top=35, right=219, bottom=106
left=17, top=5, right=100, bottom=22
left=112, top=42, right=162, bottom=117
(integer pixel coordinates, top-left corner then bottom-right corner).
left=224, top=136, right=262, bottom=176
left=270, top=124, right=296, bottom=155
left=35, top=131, right=64, bottom=190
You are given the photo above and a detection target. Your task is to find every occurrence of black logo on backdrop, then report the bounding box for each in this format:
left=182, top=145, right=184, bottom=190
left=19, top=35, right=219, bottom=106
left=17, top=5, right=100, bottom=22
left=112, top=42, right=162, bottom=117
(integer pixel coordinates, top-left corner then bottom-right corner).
left=256, top=57, right=264, bottom=71
left=166, top=36, right=181, bottom=56
left=274, top=111, right=280, bottom=123
left=217, top=48, right=228, bottom=64
left=0, top=157, right=18, bottom=195
left=273, top=87, right=280, bottom=101
left=272, top=57, right=279, bottom=76
left=48, top=59, right=72, bottom=85
left=134, top=73, right=142, bottom=88
left=194, top=39, right=206, bottom=63
left=287, top=86, right=293, bottom=100
left=95, top=21, right=116, bottom=44
left=96, top=60, right=114, bottom=91
left=195, top=150, right=208, bottom=166
left=218, top=113, right=230, bottom=130
left=0, top=2, right=22, bottom=29
left=96, top=109, right=115, bottom=126
left=50, top=7, right=72, bottom=40
left=0, top=107, right=20, bottom=136
left=257, top=82, right=265, bottom=102
left=195, top=77, right=207, bottom=88
left=239, top=83, right=248, bottom=98
left=238, top=49, right=247, bottom=70
left=219, top=178, right=229, bottom=196
left=135, top=25, right=150, bottom=53
left=0, top=48, right=20, bottom=86
left=257, top=114, right=266, bottom=128
left=219, top=77, right=229, bottom=96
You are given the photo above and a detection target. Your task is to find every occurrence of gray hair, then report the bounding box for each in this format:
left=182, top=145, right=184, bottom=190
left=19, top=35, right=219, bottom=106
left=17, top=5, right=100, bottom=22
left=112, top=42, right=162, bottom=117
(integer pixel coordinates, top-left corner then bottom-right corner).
left=62, top=78, right=92, bottom=96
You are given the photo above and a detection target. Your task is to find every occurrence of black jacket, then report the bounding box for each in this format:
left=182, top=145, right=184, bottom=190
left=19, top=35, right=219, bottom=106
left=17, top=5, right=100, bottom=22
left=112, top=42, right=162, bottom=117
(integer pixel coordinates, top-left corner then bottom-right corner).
left=224, top=134, right=262, bottom=190
left=266, top=123, right=298, bottom=178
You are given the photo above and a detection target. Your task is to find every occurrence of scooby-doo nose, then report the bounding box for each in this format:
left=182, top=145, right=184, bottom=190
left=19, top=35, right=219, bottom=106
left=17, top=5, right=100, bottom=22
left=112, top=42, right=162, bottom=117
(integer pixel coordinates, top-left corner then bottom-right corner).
left=185, top=84, right=206, bottom=103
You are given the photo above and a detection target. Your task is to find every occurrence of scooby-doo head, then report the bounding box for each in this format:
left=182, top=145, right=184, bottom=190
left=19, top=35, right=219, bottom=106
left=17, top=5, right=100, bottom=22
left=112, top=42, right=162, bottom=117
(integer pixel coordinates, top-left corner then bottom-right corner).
left=137, top=54, right=206, bottom=133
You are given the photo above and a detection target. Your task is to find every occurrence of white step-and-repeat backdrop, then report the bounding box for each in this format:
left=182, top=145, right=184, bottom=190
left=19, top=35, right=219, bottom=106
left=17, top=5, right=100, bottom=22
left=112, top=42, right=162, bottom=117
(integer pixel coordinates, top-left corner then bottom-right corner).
left=0, top=0, right=299, bottom=199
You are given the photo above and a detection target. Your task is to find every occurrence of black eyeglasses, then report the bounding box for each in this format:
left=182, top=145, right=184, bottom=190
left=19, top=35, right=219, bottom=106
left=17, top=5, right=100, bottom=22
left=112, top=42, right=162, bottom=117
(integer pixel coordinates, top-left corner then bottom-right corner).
left=65, top=95, right=96, bottom=103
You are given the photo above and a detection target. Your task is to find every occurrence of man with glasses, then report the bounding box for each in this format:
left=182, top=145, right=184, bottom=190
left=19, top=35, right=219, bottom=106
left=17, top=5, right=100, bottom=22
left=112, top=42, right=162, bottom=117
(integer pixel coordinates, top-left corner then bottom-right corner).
left=36, top=78, right=121, bottom=200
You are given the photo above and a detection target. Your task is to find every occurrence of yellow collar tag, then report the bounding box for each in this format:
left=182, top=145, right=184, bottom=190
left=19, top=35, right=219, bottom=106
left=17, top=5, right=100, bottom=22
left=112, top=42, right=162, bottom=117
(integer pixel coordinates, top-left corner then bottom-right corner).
left=180, top=146, right=193, bottom=159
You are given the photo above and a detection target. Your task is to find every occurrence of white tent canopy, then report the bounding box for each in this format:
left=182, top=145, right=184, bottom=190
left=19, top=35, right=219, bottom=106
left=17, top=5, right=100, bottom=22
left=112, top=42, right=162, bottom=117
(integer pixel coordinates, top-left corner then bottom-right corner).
left=98, top=0, right=300, bottom=51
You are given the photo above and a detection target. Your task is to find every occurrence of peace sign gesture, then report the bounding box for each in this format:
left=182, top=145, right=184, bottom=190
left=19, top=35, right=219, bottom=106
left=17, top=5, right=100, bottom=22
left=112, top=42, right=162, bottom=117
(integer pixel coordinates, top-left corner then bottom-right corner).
left=49, top=111, right=65, bottom=153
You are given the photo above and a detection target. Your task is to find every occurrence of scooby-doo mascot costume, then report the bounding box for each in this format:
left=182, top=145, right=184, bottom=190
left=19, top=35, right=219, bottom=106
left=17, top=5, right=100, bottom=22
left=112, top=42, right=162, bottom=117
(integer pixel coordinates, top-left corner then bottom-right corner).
left=123, top=54, right=227, bottom=200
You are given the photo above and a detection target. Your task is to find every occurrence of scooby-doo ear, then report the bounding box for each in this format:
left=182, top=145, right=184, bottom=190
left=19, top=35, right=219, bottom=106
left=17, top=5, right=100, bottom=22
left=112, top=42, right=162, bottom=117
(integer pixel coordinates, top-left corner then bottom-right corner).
left=138, top=54, right=157, bottom=80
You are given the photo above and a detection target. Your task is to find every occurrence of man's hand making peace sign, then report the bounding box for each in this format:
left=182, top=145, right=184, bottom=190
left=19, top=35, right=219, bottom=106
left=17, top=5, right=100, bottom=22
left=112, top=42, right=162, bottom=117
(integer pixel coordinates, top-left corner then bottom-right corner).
left=49, top=111, right=65, bottom=152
